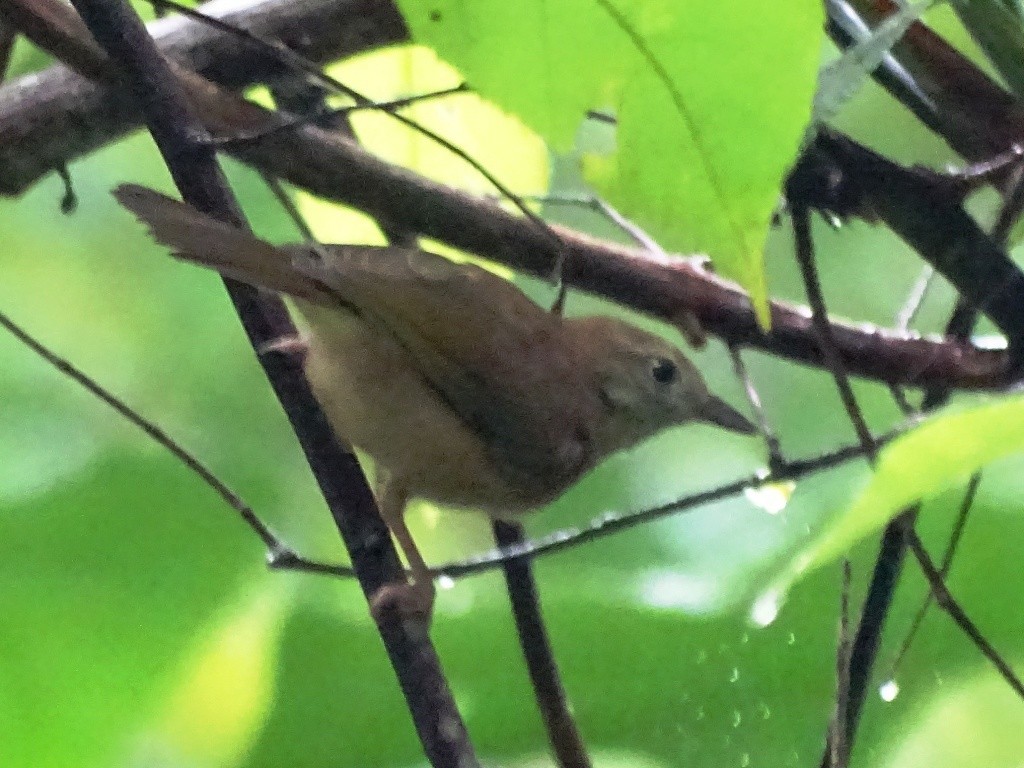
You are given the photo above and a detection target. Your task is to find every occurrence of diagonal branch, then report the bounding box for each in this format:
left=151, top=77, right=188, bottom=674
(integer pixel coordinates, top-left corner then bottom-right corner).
left=61, top=0, right=477, bottom=764
left=0, top=0, right=1011, bottom=391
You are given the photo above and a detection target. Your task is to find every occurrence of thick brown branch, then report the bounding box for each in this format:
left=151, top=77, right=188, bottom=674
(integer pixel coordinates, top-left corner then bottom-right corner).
left=0, top=0, right=406, bottom=193
left=0, top=0, right=1011, bottom=390
left=833, top=0, right=1024, bottom=165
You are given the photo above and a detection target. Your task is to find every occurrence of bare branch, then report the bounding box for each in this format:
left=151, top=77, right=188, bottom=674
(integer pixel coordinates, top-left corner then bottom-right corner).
left=0, top=0, right=1012, bottom=390
left=493, top=521, right=593, bottom=768
left=906, top=531, right=1024, bottom=699
left=62, top=0, right=477, bottom=764
left=0, top=0, right=406, bottom=194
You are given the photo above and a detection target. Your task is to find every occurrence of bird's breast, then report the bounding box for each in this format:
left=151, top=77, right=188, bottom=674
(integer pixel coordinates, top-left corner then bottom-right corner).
left=298, top=302, right=591, bottom=516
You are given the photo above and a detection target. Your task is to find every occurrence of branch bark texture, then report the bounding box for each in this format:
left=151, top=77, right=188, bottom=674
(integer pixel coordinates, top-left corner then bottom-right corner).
left=57, top=0, right=476, bottom=764
left=0, top=0, right=1012, bottom=393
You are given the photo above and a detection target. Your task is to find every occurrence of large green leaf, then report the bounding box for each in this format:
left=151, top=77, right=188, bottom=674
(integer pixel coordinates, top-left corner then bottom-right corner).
left=774, top=394, right=1024, bottom=593
left=395, top=1, right=823, bottom=325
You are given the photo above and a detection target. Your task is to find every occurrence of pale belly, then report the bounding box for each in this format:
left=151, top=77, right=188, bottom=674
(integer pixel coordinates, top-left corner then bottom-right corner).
left=298, top=303, right=557, bottom=516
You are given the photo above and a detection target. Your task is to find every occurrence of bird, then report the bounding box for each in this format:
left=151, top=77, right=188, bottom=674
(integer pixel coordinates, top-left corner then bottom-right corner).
left=114, top=183, right=755, bottom=620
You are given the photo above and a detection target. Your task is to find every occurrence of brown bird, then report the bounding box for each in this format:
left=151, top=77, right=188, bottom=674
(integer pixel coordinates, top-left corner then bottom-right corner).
left=115, top=184, right=754, bottom=618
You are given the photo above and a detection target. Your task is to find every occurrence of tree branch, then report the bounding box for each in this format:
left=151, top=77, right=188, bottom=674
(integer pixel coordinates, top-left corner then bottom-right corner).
left=61, top=0, right=476, bottom=764
left=829, top=0, right=1024, bottom=167
left=0, top=0, right=406, bottom=194
left=0, top=0, right=1011, bottom=391
left=493, top=521, right=592, bottom=768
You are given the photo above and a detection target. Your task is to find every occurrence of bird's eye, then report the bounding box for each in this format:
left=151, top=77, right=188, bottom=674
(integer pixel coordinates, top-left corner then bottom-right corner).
left=651, top=357, right=678, bottom=384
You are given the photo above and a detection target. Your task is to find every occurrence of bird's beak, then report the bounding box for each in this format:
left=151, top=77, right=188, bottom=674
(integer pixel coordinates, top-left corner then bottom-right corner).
left=701, top=395, right=757, bottom=434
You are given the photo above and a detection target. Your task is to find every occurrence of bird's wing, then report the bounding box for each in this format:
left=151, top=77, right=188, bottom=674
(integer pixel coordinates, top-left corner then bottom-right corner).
left=115, top=185, right=334, bottom=301
left=113, top=182, right=591, bottom=498
left=288, top=244, right=593, bottom=497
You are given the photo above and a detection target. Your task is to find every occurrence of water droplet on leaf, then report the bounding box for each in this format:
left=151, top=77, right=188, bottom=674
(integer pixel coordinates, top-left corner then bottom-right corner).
left=879, top=679, right=900, bottom=702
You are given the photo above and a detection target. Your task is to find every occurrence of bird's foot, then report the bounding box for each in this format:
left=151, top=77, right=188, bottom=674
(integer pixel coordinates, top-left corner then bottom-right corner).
left=370, top=579, right=436, bottom=629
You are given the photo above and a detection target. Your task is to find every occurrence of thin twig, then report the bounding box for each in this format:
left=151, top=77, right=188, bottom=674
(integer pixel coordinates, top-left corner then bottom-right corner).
left=905, top=530, right=1024, bottom=698
left=791, top=204, right=877, bottom=457
left=886, top=474, right=981, bottom=676
left=895, top=266, right=934, bottom=332
left=263, top=425, right=904, bottom=581
left=436, top=428, right=901, bottom=579
left=207, top=84, right=469, bottom=148
left=831, top=560, right=853, bottom=768
left=0, top=307, right=313, bottom=563
left=587, top=195, right=667, bottom=256
left=728, top=345, right=784, bottom=470
left=887, top=384, right=917, bottom=417
left=262, top=173, right=317, bottom=244
left=493, top=521, right=593, bottom=768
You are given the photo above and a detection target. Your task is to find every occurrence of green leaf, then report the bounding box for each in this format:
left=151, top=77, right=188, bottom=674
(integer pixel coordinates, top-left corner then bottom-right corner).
left=775, top=394, right=1024, bottom=592
left=395, top=0, right=823, bottom=327
left=395, top=0, right=650, bottom=148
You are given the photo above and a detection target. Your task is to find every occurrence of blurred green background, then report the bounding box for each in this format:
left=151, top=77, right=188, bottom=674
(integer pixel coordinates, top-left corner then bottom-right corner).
left=2, top=4, right=1024, bottom=767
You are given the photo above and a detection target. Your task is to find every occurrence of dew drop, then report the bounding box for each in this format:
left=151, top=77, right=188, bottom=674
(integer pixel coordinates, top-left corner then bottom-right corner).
left=787, top=632, right=796, bottom=645
left=750, top=589, right=782, bottom=627
left=437, top=574, right=456, bottom=590
left=744, top=476, right=796, bottom=515
left=729, top=667, right=740, bottom=683
left=879, top=679, right=900, bottom=702
left=740, top=753, right=751, bottom=768
left=731, top=709, right=742, bottom=727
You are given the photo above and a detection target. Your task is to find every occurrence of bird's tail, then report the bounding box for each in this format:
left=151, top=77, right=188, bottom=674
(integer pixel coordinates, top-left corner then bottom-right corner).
left=114, top=184, right=328, bottom=301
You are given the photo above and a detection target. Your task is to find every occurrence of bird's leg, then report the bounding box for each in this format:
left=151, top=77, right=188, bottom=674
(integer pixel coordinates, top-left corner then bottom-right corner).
left=370, top=476, right=436, bottom=625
